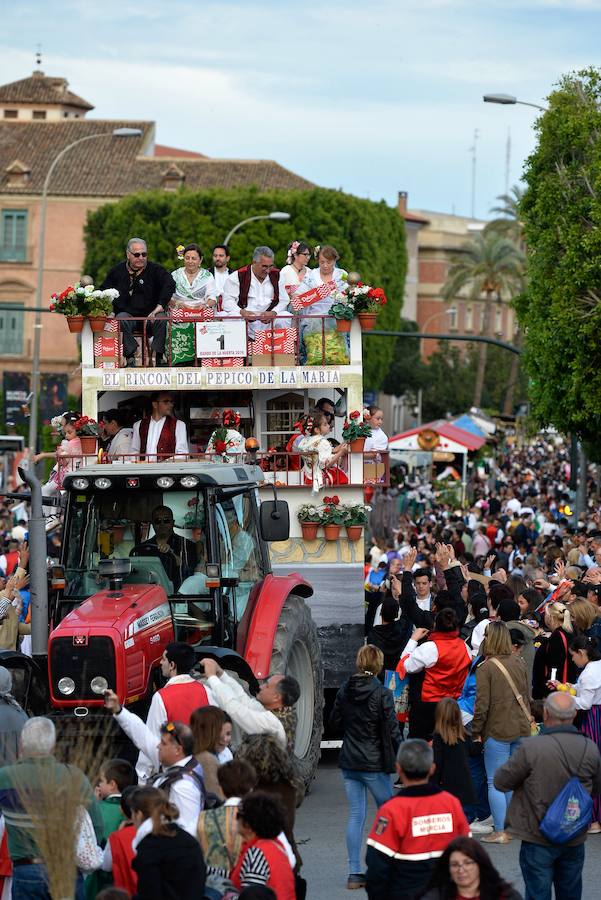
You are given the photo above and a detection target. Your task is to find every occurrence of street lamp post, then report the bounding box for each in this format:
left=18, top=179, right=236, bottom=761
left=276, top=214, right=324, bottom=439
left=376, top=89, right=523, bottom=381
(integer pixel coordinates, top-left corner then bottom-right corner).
left=483, top=93, right=548, bottom=113
left=223, top=211, right=290, bottom=248
left=28, top=128, right=142, bottom=455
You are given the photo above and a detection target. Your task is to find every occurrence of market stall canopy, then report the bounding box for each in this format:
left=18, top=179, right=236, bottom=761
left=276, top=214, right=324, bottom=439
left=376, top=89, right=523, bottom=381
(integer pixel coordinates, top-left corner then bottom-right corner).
left=451, top=414, right=487, bottom=439
left=388, top=419, right=486, bottom=454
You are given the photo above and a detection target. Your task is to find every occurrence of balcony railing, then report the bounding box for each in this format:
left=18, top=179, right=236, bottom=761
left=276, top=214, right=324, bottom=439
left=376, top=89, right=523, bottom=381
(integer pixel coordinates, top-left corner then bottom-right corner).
left=85, top=313, right=355, bottom=369
left=56, top=449, right=390, bottom=487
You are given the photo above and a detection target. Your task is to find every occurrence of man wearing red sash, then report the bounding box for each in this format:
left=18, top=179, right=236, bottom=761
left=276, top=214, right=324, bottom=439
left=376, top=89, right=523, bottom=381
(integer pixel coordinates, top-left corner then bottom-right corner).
left=131, top=392, right=188, bottom=460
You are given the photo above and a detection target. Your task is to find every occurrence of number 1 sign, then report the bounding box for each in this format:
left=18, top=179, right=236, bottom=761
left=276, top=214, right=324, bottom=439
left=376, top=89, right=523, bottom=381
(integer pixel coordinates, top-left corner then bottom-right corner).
left=196, top=320, right=247, bottom=358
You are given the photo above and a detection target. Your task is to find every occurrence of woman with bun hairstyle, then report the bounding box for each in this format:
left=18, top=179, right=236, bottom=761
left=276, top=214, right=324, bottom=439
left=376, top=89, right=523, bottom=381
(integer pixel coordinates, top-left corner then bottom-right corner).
left=532, top=601, right=577, bottom=699
left=129, top=785, right=206, bottom=900
left=550, top=634, right=601, bottom=832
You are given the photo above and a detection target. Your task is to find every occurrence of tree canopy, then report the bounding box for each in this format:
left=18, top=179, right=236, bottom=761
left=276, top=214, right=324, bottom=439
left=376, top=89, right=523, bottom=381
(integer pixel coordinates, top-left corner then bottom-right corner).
left=83, top=185, right=407, bottom=390
left=517, top=67, right=601, bottom=442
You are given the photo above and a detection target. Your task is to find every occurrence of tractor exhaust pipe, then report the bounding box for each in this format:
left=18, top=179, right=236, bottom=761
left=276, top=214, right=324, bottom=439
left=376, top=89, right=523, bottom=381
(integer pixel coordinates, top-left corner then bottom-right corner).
left=18, top=466, right=49, bottom=656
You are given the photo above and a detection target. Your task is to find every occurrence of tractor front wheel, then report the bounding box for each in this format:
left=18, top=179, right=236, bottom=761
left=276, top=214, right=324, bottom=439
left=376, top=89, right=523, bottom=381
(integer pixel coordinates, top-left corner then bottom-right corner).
left=270, top=594, right=323, bottom=792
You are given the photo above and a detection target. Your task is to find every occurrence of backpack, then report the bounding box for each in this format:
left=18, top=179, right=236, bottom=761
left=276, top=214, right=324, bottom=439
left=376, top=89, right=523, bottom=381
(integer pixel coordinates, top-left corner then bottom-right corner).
left=539, top=737, right=593, bottom=844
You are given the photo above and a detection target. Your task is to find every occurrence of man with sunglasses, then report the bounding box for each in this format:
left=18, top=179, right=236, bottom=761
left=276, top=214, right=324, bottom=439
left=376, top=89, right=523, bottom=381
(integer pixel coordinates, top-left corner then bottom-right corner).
left=130, top=504, right=197, bottom=590
left=101, top=237, right=175, bottom=368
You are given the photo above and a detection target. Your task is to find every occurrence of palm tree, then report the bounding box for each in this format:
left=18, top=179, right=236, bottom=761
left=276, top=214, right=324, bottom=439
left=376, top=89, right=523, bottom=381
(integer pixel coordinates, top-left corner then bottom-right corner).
left=441, top=230, right=524, bottom=409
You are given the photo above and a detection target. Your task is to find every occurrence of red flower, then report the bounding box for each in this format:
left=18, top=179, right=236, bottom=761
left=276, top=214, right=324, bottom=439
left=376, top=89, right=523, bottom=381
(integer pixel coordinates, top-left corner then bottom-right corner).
left=331, top=495, right=340, bottom=505
left=350, top=411, right=361, bottom=420
left=49, top=303, right=55, bottom=311
left=214, top=439, right=227, bottom=454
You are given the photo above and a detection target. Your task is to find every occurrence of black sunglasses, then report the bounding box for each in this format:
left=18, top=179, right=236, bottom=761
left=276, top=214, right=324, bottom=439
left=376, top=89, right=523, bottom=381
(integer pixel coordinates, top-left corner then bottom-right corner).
left=154, top=516, right=173, bottom=525
left=130, top=251, right=147, bottom=258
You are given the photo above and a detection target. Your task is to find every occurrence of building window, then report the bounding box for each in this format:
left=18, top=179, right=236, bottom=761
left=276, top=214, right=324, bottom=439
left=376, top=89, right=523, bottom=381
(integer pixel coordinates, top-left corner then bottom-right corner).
left=0, top=210, right=28, bottom=262
left=263, top=393, right=309, bottom=450
left=448, top=306, right=457, bottom=329
left=0, top=304, right=24, bottom=355
left=32, top=110, right=46, bottom=120
left=3, top=110, right=18, bottom=119
left=465, top=305, right=473, bottom=331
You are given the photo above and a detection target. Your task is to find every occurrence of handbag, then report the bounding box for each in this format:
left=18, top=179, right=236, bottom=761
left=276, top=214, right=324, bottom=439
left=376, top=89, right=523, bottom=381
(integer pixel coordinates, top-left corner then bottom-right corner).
left=539, top=737, right=593, bottom=843
left=489, top=657, right=538, bottom=736
left=74, top=806, right=103, bottom=873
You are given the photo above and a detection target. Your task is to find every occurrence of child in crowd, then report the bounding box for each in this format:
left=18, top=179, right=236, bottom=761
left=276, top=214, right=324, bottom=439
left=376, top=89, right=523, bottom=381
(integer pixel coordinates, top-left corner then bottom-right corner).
left=297, top=412, right=348, bottom=492
left=102, top=785, right=138, bottom=897
left=88, top=760, right=135, bottom=898
left=431, top=698, right=476, bottom=816
left=197, top=758, right=257, bottom=877
left=216, top=712, right=234, bottom=763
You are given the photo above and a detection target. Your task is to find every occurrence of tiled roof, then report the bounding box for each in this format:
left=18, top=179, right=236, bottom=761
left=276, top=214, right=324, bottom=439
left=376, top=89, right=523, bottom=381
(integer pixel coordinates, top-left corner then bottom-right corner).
left=154, top=144, right=207, bottom=158
left=0, top=71, right=94, bottom=110
left=0, top=121, right=314, bottom=196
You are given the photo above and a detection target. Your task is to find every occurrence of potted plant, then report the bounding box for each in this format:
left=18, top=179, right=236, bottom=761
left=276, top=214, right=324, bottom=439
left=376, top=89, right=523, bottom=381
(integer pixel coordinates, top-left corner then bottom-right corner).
left=342, top=411, right=372, bottom=452
left=74, top=416, right=100, bottom=455
left=354, top=286, right=388, bottom=330
left=320, top=495, right=346, bottom=540
left=328, top=291, right=356, bottom=333
left=297, top=502, right=322, bottom=540
left=83, top=289, right=119, bottom=332
left=49, top=283, right=88, bottom=332
left=343, top=502, right=370, bottom=541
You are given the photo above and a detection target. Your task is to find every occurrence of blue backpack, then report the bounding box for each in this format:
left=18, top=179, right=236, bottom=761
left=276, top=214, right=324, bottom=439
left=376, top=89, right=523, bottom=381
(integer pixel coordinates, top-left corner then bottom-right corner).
left=539, top=737, right=593, bottom=844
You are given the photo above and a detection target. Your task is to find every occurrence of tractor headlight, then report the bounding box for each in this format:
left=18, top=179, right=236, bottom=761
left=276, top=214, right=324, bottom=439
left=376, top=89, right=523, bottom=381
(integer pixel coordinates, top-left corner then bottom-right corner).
left=157, top=476, right=175, bottom=488
left=71, top=477, right=89, bottom=490
left=90, top=676, right=109, bottom=695
left=58, top=677, right=76, bottom=695
left=94, top=477, right=112, bottom=490
left=180, top=475, right=199, bottom=488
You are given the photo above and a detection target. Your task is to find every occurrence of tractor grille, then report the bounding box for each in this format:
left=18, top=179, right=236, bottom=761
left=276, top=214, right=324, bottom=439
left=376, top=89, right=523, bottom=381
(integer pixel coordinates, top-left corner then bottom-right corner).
left=50, top=636, right=116, bottom=701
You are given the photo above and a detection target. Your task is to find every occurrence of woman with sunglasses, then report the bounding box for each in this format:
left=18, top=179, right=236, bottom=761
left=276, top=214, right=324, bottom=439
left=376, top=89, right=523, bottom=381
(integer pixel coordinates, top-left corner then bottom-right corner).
left=419, top=836, right=522, bottom=899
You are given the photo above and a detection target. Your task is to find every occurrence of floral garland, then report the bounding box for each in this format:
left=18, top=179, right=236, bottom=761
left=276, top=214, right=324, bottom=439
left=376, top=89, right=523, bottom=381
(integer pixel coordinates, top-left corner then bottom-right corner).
left=222, top=409, right=241, bottom=428
left=293, top=415, right=314, bottom=436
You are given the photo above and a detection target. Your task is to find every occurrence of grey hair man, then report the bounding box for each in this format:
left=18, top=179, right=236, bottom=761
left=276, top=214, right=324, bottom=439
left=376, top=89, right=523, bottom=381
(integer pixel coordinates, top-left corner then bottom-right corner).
left=221, top=245, right=290, bottom=338
left=495, top=692, right=601, bottom=900
left=0, top=717, right=103, bottom=891
left=365, top=739, right=470, bottom=898
left=101, top=237, right=175, bottom=368
left=0, top=671, right=27, bottom=767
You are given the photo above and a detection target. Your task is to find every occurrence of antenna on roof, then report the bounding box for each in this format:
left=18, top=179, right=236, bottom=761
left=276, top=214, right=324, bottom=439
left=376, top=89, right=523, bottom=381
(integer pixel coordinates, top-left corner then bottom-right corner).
left=35, top=44, right=42, bottom=68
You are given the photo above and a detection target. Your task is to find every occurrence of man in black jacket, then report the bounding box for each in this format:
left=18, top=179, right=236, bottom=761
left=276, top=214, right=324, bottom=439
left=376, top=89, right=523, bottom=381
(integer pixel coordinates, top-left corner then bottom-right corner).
left=101, top=237, right=175, bottom=367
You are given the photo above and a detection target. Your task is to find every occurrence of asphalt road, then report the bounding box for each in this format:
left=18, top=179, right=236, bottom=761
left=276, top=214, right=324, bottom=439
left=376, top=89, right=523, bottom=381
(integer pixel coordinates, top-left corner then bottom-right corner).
left=296, top=752, right=601, bottom=899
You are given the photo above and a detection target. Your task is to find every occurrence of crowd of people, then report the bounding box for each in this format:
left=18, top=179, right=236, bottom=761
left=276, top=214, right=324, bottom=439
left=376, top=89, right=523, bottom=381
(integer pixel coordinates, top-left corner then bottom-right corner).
left=330, top=436, right=601, bottom=898
left=100, top=237, right=355, bottom=369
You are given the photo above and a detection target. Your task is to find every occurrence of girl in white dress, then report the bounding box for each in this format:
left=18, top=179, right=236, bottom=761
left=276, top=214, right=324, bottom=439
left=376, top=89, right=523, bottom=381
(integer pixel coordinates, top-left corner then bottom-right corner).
left=205, top=409, right=245, bottom=462
left=298, top=411, right=349, bottom=493
left=364, top=406, right=389, bottom=454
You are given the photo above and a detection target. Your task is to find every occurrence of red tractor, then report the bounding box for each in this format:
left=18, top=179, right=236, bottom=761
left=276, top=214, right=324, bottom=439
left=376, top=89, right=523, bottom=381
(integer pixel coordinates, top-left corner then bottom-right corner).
left=21, top=461, right=323, bottom=786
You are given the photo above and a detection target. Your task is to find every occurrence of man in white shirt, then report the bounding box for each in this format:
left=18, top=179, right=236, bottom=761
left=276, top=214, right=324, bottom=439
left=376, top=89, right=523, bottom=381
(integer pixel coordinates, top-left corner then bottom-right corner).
left=104, top=690, right=204, bottom=836
left=131, top=392, right=188, bottom=460
left=221, top=246, right=291, bottom=339
left=209, top=244, right=231, bottom=299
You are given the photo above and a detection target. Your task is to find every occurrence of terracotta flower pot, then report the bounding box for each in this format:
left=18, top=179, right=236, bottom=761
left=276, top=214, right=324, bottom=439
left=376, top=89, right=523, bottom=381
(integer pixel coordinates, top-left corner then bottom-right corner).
left=323, top=524, right=341, bottom=541
left=300, top=522, right=319, bottom=540
left=349, top=437, right=365, bottom=453
left=346, top=525, right=363, bottom=542
left=358, top=312, right=377, bottom=331
left=335, top=318, right=352, bottom=333
left=66, top=315, right=84, bottom=333
left=79, top=435, right=98, bottom=455
left=89, top=315, right=107, bottom=333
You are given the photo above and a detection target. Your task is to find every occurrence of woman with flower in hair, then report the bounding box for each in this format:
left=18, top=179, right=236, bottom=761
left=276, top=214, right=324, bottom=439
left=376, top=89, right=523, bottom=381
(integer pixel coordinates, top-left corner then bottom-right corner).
left=205, top=409, right=245, bottom=462
left=297, top=411, right=348, bottom=492
left=293, top=245, right=348, bottom=364
left=170, top=243, right=217, bottom=364
left=278, top=241, right=312, bottom=308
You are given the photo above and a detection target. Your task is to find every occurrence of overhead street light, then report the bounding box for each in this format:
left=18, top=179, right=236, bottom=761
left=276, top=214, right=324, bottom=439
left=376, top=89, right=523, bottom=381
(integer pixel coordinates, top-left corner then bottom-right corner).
left=223, top=211, right=291, bottom=247
left=28, top=127, right=143, bottom=456
left=483, top=93, right=548, bottom=112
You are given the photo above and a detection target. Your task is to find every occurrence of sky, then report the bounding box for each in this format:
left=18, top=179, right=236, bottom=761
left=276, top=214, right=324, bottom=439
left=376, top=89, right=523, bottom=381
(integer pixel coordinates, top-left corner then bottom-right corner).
left=1, top=0, right=599, bottom=219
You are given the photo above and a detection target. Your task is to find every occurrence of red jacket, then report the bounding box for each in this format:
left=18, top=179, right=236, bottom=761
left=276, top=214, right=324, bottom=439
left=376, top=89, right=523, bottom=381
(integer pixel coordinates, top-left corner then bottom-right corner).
left=421, top=632, right=471, bottom=702
left=109, top=824, right=137, bottom=895
left=231, top=837, right=295, bottom=900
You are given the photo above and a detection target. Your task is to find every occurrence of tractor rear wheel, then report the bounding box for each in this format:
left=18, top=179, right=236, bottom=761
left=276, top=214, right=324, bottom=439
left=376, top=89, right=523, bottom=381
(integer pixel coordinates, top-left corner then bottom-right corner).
left=270, top=594, right=323, bottom=792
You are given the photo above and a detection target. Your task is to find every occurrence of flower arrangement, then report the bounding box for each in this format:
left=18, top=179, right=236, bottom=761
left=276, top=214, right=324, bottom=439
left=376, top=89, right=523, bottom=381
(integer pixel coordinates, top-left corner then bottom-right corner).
left=176, top=244, right=186, bottom=260
left=223, top=409, right=241, bottom=429
left=48, top=283, right=118, bottom=318
left=320, top=495, right=347, bottom=525
left=354, top=286, right=388, bottom=314
left=328, top=291, right=355, bottom=321
left=297, top=502, right=322, bottom=524
left=73, top=416, right=99, bottom=437
left=342, top=411, right=372, bottom=442
left=328, top=280, right=388, bottom=319
left=343, top=502, right=370, bottom=526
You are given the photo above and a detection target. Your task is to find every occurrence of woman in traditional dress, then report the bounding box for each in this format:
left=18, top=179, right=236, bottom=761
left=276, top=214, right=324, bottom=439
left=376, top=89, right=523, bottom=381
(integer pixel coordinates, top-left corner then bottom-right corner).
left=170, top=243, right=217, bottom=364
left=297, top=412, right=348, bottom=493
left=278, top=240, right=312, bottom=307
left=293, top=245, right=348, bottom=364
